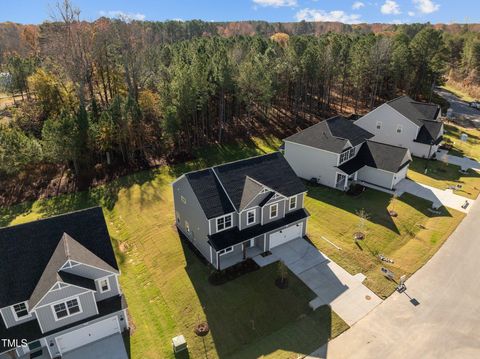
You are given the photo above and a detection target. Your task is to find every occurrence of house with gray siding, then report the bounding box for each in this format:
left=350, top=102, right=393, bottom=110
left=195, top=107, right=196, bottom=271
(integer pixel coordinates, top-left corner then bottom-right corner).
left=283, top=116, right=412, bottom=191
left=354, top=95, right=443, bottom=158
left=172, top=152, right=309, bottom=270
left=0, top=207, right=129, bottom=359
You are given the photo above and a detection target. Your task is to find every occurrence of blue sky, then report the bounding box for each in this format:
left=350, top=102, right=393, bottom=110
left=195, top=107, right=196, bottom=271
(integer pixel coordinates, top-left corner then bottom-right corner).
left=1, top=0, right=478, bottom=25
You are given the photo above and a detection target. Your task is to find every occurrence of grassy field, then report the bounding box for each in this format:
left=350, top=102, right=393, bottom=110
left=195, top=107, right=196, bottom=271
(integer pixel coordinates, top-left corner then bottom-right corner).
left=0, top=134, right=466, bottom=357
left=0, top=136, right=347, bottom=359
left=444, top=123, right=480, bottom=161
left=408, top=157, right=480, bottom=200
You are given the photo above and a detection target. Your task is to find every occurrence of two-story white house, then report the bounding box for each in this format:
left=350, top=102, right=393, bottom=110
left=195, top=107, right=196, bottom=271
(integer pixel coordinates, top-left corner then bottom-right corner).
left=354, top=95, right=443, bottom=158
left=0, top=207, right=129, bottom=359
left=283, top=116, right=412, bottom=191
left=172, top=152, right=309, bottom=270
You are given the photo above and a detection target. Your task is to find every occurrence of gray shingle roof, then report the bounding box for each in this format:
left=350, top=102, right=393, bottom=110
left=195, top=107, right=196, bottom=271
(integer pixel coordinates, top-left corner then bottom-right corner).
left=387, top=95, right=441, bottom=126
left=338, top=140, right=411, bottom=174
left=284, top=116, right=374, bottom=153
left=0, top=207, right=118, bottom=308
left=213, top=152, right=306, bottom=211
left=28, top=233, right=118, bottom=309
left=185, top=169, right=235, bottom=219
left=415, top=120, right=443, bottom=145
left=184, top=152, right=306, bottom=218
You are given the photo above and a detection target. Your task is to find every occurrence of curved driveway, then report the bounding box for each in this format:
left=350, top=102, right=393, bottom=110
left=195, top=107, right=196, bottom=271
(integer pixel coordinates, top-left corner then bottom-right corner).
left=436, top=88, right=480, bottom=127
left=324, top=199, right=480, bottom=359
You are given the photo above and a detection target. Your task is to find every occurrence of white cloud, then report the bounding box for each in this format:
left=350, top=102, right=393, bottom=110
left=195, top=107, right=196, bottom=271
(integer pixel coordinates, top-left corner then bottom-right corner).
left=352, top=1, right=365, bottom=9
left=295, top=8, right=362, bottom=24
left=408, top=11, right=415, bottom=16
left=413, top=0, right=440, bottom=14
left=381, top=0, right=401, bottom=14
left=99, top=10, right=146, bottom=21
left=252, top=0, right=297, bottom=7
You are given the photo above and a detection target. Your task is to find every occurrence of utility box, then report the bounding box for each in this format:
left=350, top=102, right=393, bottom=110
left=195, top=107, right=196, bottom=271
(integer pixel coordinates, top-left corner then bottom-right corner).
left=172, top=335, right=188, bottom=354
left=460, top=133, right=468, bottom=142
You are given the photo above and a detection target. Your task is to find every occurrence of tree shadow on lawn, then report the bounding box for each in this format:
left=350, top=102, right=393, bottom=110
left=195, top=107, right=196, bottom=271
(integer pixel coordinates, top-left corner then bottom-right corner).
left=168, top=137, right=276, bottom=179
left=306, top=184, right=401, bottom=235
left=178, top=235, right=338, bottom=359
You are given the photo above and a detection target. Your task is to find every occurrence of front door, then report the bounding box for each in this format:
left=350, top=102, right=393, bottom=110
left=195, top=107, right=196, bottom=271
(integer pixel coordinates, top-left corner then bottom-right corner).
left=336, top=173, right=347, bottom=189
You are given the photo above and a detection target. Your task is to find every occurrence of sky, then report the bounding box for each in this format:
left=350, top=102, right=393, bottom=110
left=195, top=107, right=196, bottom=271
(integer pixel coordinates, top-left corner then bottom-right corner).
left=0, top=0, right=478, bottom=25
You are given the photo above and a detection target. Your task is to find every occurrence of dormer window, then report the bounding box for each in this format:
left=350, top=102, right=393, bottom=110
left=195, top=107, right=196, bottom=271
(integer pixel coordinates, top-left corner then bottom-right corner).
left=270, top=203, right=278, bottom=219
left=12, top=302, right=30, bottom=320
left=217, top=214, right=233, bottom=232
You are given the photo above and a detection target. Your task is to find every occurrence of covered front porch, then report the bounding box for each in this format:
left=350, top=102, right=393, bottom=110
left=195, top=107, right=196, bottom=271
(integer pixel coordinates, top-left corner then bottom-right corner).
left=218, top=240, right=263, bottom=270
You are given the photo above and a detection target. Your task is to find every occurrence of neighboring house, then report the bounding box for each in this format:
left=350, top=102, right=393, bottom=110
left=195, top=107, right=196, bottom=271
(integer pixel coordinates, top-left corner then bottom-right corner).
left=0, top=207, right=129, bottom=359
left=354, top=95, right=443, bottom=158
left=172, top=152, right=309, bottom=270
left=283, top=116, right=412, bottom=191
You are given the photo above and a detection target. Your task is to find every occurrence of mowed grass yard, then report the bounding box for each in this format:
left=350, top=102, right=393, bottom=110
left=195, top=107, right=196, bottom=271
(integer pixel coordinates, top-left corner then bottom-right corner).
left=408, top=157, right=480, bottom=200
left=444, top=123, right=480, bottom=161
left=305, top=186, right=464, bottom=298
left=0, top=135, right=465, bottom=357
left=0, top=136, right=347, bottom=359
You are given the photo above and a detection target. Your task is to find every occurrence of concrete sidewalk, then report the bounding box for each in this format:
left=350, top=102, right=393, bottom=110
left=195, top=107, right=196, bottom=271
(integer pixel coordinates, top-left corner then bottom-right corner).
left=396, top=178, right=473, bottom=213
left=270, top=238, right=382, bottom=326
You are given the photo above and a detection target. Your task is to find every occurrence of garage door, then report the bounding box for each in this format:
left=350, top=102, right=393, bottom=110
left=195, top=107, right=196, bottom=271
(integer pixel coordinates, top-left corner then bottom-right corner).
left=269, top=223, right=303, bottom=249
left=55, top=316, right=120, bottom=354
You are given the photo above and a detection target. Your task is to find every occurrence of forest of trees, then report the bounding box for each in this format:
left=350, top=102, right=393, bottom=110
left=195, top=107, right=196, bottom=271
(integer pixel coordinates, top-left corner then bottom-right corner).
left=1, top=2, right=479, bottom=196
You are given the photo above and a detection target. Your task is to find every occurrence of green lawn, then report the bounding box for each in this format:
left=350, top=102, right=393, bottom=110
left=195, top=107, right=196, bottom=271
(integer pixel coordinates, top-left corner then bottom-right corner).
left=0, top=136, right=347, bottom=359
left=443, top=123, right=480, bottom=161
left=408, top=157, right=480, bottom=200
left=0, top=134, right=466, bottom=356
left=305, top=186, right=464, bottom=298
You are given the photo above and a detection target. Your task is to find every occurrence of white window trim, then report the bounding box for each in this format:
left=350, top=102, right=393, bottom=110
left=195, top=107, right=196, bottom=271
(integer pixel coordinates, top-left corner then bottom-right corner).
left=339, top=149, right=353, bottom=164
left=10, top=301, right=31, bottom=321
left=97, top=276, right=111, bottom=294
left=218, top=246, right=234, bottom=256
left=216, top=214, right=233, bottom=232
left=270, top=203, right=279, bottom=219
left=246, top=209, right=256, bottom=226
left=396, top=125, right=403, bottom=133
left=51, top=296, right=83, bottom=321
left=289, top=196, right=297, bottom=210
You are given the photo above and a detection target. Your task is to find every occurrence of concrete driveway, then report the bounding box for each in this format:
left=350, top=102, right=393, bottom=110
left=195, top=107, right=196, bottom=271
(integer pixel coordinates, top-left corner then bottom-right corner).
left=269, top=238, right=381, bottom=326
left=62, top=334, right=128, bottom=359
left=319, top=195, right=480, bottom=359
left=435, top=88, right=480, bottom=128
left=395, top=178, right=473, bottom=213
left=436, top=149, right=480, bottom=172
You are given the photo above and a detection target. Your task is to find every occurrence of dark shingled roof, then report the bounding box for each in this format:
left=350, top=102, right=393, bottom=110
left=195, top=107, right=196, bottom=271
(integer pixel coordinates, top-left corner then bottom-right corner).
left=387, top=95, right=441, bottom=125
left=185, top=169, right=235, bottom=219
left=0, top=207, right=118, bottom=308
left=0, top=295, right=127, bottom=353
left=338, top=140, right=411, bottom=174
left=208, top=208, right=309, bottom=250
left=183, top=153, right=305, bottom=218
left=415, top=120, right=444, bottom=145
left=213, top=152, right=306, bottom=211
left=284, top=116, right=374, bottom=153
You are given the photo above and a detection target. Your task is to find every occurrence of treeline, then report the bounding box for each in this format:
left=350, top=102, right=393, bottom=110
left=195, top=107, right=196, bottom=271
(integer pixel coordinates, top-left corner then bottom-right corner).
left=0, top=3, right=475, bottom=186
